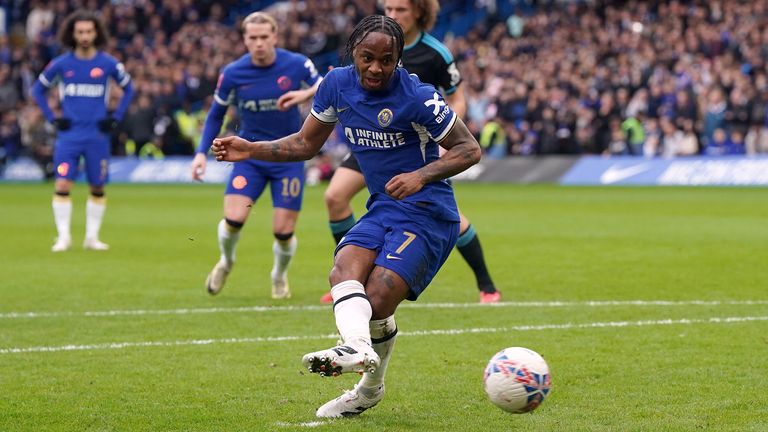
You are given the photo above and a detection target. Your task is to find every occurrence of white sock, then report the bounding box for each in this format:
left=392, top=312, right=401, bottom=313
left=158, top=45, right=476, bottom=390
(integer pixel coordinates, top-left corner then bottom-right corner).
left=52, top=196, right=72, bottom=241
left=85, top=197, right=106, bottom=240
left=331, top=280, right=372, bottom=346
left=218, top=219, right=241, bottom=268
left=359, top=315, right=397, bottom=395
left=272, top=236, right=297, bottom=277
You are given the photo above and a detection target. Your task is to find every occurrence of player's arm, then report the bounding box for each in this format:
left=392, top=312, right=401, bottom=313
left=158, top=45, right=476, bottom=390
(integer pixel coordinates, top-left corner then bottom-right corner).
left=385, top=118, right=480, bottom=200
left=112, top=80, right=134, bottom=121
left=191, top=100, right=228, bottom=180
left=277, top=79, right=322, bottom=111
left=212, top=115, right=334, bottom=162
left=439, top=55, right=465, bottom=118
left=31, top=80, right=56, bottom=123
left=277, top=57, right=323, bottom=111
left=31, top=61, right=61, bottom=126
left=192, top=68, right=236, bottom=180
left=438, top=86, right=467, bottom=158
left=96, top=61, right=134, bottom=133
left=444, top=84, right=467, bottom=119
left=110, top=61, right=134, bottom=122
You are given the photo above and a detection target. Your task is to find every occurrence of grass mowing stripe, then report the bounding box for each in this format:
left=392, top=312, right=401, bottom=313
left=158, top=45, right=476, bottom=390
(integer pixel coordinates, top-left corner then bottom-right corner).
left=2, top=315, right=766, bottom=355
left=2, top=299, right=767, bottom=319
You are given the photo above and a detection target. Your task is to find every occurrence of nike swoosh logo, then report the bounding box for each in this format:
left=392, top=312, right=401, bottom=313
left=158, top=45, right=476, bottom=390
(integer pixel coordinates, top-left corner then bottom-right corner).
left=386, top=253, right=402, bottom=260
left=600, top=163, right=652, bottom=184
left=337, top=106, right=350, bottom=113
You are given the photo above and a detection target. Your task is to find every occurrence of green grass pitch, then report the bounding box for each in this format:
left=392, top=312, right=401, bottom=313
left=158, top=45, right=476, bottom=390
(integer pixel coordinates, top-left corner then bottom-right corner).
left=1, top=182, right=766, bottom=431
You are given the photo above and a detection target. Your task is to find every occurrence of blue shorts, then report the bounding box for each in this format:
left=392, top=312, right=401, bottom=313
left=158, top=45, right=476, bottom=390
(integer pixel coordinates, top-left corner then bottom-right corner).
left=337, top=199, right=459, bottom=300
left=225, top=160, right=305, bottom=211
left=54, top=138, right=110, bottom=185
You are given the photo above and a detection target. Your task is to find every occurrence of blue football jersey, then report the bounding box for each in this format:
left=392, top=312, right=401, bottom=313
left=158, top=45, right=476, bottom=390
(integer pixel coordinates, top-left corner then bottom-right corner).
left=311, top=66, right=459, bottom=222
left=37, top=52, right=131, bottom=141
left=214, top=48, right=321, bottom=142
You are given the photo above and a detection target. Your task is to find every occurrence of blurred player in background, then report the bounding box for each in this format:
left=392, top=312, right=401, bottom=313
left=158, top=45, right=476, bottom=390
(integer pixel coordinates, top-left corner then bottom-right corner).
left=211, top=15, right=481, bottom=418
left=320, top=0, right=501, bottom=304
left=32, top=10, right=134, bottom=252
left=191, top=12, right=321, bottom=298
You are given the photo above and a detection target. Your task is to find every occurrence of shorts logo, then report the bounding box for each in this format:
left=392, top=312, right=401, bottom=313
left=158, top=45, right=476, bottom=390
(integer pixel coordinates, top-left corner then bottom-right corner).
left=90, top=67, right=104, bottom=78
left=377, top=108, right=393, bottom=127
left=385, top=253, right=402, bottom=260
left=277, top=76, right=292, bottom=90
left=57, top=162, right=70, bottom=176
left=232, top=175, right=248, bottom=190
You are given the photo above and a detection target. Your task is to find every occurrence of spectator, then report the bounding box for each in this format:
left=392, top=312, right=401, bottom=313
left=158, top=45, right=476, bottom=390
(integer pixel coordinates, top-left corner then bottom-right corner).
left=122, top=93, right=156, bottom=157
left=705, top=128, right=734, bottom=156
left=0, top=111, right=21, bottom=163
left=6, top=0, right=768, bottom=162
left=0, top=64, right=19, bottom=112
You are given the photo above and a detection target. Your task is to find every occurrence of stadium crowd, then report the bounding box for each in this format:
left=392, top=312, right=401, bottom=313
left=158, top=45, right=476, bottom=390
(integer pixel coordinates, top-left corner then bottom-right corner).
left=2, top=0, right=768, bottom=176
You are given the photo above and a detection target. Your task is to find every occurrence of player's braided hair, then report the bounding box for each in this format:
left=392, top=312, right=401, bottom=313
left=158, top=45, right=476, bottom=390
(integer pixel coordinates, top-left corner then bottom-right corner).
left=58, top=10, right=109, bottom=50
left=344, top=15, right=404, bottom=65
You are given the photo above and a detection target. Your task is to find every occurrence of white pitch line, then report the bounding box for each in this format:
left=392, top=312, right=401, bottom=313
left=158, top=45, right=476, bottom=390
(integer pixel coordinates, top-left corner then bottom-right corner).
left=1, top=315, right=766, bottom=355
left=2, top=300, right=767, bottom=320
left=275, top=421, right=329, bottom=428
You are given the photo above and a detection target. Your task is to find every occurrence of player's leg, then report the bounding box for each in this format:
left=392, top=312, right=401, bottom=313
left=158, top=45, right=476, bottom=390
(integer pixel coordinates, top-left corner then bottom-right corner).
left=206, top=194, right=254, bottom=295
left=270, top=208, right=299, bottom=299
left=303, top=244, right=380, bottom=375
left=82, top=138, right=111, bottom=250
left=321, top=155, right=367, bottom=304
left=206, top=165, right=263, bottom=295
left=313, top=203, right=458, bottom=418
left=83, top=185, right=109, bottom=250
left=314, top=264, right=406, bottom=418
left=52, top=178, right=74, bottom=252
left=456, top=209, right=500, bottom=303
left=268, top=163, right=305, bottom=299
left=324, top=154, right=366, bottom=244
left=304, top=210, right=386, bottom=375
left=50, top=143, right=79, bottom=252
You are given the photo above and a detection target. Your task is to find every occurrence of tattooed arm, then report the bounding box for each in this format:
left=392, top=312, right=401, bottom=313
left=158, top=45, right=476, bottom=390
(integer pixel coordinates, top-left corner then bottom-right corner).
left=385, top=118, right=481, bottom=200
left=212, top=115, right=335, bottom=162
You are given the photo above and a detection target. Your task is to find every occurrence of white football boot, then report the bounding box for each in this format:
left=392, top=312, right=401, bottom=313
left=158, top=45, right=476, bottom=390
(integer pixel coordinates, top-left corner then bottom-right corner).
left=316, top=384, right=385, bottom=418
left=302, top=341, right=380, bottom=377
left=83, top=238, right=109, bottom=251
left=270, top=269, right=291, bottom=299
left=206, top=260, right=231, bottom=295
left=51, top=237, right=72, bottom=252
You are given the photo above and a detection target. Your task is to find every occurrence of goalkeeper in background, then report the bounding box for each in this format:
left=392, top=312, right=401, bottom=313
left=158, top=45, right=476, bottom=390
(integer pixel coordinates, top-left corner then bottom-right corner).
left=32, top=10, right=134, bottom=252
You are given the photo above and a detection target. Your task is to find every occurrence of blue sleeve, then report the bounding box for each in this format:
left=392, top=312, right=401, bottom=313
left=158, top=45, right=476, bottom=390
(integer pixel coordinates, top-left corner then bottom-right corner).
left=33, top=59, right=60, bottom=122
left=196, top=101, right=228, bottom=154
left=37, top=58, right=60, bottom=89
left=300, top=56, right=321, bottom=87
left=114, top=80, right=134, bottom=121
left=310, top=69, right=338, bottom=124
left=110, top=59, right=133, bottom=120
left=213, top=68, right=236, bottom=107
left=32, top=80, right=55, bottom=122
left=414, top=85, right=456, bottom=143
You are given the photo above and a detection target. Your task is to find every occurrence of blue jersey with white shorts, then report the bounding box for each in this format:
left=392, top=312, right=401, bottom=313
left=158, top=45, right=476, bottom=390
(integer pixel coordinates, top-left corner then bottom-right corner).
left=210, top=49, right=321, bottom=209
left=35, top=51, right=132, bottom=185
left=311, top=66, right=461, bottom=298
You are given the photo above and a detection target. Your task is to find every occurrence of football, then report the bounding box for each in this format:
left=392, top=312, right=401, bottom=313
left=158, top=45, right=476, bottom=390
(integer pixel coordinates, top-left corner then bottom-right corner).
left=483, top=347, right=552, bottom=413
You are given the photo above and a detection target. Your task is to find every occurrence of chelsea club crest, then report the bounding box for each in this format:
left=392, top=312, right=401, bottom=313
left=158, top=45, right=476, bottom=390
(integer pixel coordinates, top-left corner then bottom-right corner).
left=377, top=108, right=393, bottom=127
